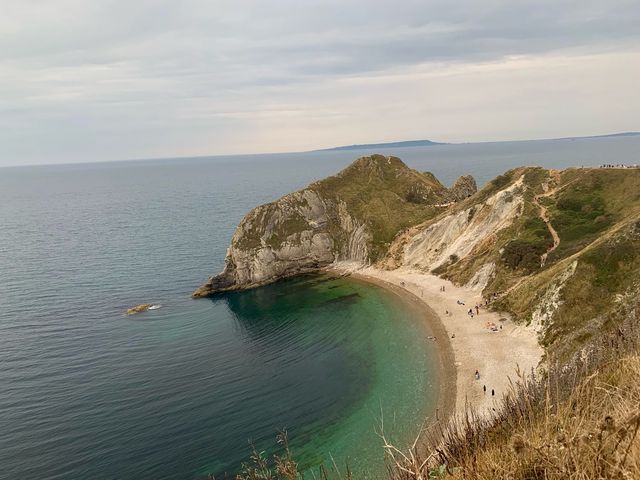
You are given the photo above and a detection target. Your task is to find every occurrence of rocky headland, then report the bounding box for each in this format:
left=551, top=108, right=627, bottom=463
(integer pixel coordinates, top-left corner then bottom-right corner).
left=192, top=155, right=476, bottom=297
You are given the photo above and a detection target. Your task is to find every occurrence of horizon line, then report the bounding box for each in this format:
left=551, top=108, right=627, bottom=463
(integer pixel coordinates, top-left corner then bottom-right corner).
left=2, top=130, right=638, bottom=169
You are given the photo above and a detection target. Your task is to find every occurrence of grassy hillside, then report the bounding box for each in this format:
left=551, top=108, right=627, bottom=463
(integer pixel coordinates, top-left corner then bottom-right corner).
left=312, top=155, right=452, bottom=259
left=409, top=166, right=640, bottom=362
left=489, top=169, right=640, bottom=360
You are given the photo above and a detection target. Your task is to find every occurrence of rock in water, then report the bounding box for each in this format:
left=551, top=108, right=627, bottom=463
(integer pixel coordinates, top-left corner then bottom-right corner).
left=126, top=304, right=153, bottom=315
left=193, top=155, right=476, bottom=297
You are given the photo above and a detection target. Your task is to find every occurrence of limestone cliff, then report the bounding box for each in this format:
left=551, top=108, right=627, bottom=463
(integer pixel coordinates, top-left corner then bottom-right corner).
left=193, top=155, right=476, bottom=297
left=382, top=165, right=640, bottom=360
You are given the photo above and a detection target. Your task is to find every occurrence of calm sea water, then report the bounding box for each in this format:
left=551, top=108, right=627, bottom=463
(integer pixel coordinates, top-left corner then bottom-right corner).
left=1, top=136, right=638, bottom=479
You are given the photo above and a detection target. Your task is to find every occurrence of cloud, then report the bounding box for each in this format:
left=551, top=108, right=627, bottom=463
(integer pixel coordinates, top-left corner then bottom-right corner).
left=0, top=0, right=639, bottom=165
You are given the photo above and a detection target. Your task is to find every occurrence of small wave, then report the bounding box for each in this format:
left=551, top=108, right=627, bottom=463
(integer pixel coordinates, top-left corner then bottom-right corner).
left=148, top=305, right=162, bottom=310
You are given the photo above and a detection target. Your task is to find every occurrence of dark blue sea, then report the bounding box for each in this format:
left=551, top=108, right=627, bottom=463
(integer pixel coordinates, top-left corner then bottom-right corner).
left=1, top=135, right=638, bottom=479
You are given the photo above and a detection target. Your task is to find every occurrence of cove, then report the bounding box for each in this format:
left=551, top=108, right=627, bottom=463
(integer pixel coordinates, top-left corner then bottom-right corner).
left=197, top=274, right=441, bottom=478
left=0, top=272, right=440, bottom=479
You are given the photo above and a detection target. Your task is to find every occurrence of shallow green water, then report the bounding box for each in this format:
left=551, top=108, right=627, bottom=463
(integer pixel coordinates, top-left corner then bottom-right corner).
left=199, top=274, right=440, bottom=478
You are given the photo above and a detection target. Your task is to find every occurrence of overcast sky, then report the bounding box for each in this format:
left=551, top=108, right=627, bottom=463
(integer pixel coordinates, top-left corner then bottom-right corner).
left=1, top=0, right=639, bottom=166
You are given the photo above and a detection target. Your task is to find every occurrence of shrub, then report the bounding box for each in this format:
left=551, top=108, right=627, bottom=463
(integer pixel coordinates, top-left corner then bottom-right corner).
left=502, top=240, right=547, bottom=272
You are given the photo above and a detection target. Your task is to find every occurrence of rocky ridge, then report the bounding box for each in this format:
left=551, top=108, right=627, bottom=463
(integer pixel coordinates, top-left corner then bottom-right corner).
left=192, top=155, right=477, bottom=297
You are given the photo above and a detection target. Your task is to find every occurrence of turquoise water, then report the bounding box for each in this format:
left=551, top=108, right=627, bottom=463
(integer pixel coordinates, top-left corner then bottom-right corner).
left=1, top=136, right=637, bottom=478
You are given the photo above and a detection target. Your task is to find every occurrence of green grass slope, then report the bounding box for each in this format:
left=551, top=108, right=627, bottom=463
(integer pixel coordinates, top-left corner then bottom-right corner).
left=311, top=154, right=458, bottom=260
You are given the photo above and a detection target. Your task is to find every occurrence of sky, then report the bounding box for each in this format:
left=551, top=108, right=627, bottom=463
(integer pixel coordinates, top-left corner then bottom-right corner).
left=1, top=0, right=639, bottom=166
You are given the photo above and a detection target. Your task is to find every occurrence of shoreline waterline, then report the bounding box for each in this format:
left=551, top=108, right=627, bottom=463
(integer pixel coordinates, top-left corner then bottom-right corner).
left=328, top=264, right=543, bottom=423
left=333, top=270, right=457, bottom=431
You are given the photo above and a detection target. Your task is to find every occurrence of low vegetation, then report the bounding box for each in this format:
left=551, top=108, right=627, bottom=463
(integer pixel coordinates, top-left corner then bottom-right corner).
left=313, top=155, right=451, bottom=259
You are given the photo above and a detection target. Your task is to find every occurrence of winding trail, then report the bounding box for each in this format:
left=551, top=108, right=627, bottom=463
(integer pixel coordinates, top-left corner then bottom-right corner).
left=498, top=172, right=566, bottom=299
left=533, top=171, right=562, bottom=267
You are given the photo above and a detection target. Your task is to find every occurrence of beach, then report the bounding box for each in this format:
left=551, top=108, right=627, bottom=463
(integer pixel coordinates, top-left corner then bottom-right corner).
left=331, top=264, right=543, bottom=419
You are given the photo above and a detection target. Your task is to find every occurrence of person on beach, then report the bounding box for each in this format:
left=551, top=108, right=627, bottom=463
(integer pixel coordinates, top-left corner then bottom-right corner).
left=491, top=389, right=495, bottom=396
left=483, top=385, right=486, bottom=394
left=474, top=370, right=480, bottom=380
left=475, top=305, right=479, bottom=315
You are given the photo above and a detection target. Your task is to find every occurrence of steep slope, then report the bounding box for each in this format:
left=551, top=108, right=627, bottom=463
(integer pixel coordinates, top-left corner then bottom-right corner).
left=496, top=168, right=640, bottom=360
left=192, top=155, right=476, bottom=297
left=381, top=166, right=640, bottom=361
left=379, top=167, right=551, bottom=287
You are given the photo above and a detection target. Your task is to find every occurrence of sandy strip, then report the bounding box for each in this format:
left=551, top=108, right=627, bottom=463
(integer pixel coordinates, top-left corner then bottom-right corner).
left=330, top=264, right=543, bottom=419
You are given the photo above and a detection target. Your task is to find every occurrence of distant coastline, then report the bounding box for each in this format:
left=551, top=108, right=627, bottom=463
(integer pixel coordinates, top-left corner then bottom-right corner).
left=3, top=131, right=639, bottom=169
left=315, top=139, right=445, bottom=151
left=315, top=131, right=640, bottom=153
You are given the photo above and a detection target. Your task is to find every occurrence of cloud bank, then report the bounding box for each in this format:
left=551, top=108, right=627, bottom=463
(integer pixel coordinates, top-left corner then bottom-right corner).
left=1, top=0, right=639, bottom=165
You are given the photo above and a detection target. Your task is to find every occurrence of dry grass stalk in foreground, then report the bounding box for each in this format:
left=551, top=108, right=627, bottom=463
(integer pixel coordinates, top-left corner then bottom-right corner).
left=233, top=432, right=300, bottom=480
left=385, top=358, right=640, bottom=479
left=385, top=299, right=640, bottom=480
left=231, top=431, right=352, bottom=480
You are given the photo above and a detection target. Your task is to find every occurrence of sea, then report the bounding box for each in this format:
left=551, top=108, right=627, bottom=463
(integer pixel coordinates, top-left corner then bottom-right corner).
left=1, top=135, right=638, bottom=479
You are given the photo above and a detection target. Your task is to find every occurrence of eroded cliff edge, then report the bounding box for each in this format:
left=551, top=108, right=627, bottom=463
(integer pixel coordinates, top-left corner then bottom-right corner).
left=192, top=154, right=476, bottom=297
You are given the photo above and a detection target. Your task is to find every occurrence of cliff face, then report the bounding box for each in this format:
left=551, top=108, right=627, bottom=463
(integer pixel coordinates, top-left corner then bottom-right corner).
left=192, top=189, right=363, bottom=297
left=401, top=175, right=524, bottom=272
left=193, top=155, right=476, bottom=297
left=384, top=165, right=640, bottom=360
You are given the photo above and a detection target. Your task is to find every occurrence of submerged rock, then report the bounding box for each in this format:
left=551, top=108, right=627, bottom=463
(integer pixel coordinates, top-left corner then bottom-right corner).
left=126, top=303, right=153, bottom=315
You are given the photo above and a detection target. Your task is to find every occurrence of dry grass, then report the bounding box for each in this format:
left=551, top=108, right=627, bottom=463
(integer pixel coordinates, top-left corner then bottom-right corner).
left=384, top=360, right=640, bottom=480
left=439, top=359, right=640, bottom=480
left=386, top=303, right=640, bottom=480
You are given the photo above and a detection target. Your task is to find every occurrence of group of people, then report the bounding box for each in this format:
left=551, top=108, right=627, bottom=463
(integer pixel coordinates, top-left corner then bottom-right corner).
left=474, top=370, right=495, bottom=396
left=467, top=304, right=481, bottom=318
left=598, top=163, right=639, bottom=169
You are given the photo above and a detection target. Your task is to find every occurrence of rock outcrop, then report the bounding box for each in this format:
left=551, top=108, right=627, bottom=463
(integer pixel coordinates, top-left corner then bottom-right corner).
left=193, top=155, right=477, bottom=297
left=450, top=175, right=477, bottom=201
